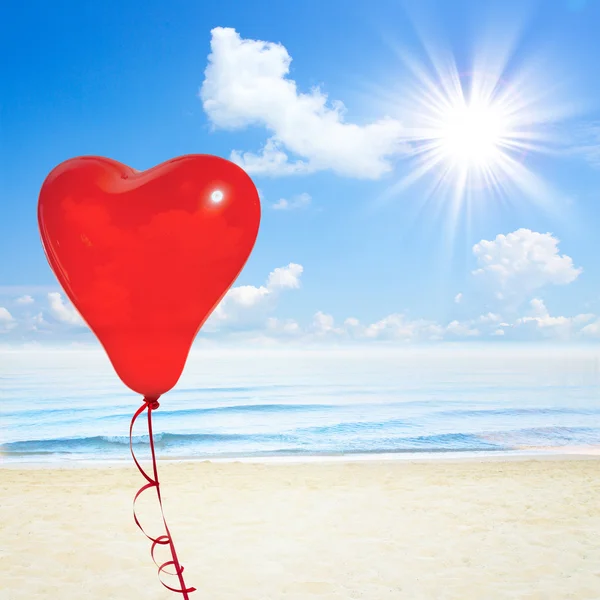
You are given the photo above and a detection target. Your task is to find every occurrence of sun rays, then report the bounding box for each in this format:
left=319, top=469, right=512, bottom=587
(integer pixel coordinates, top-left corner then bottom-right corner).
left=373, top=19, right=580, bottom=237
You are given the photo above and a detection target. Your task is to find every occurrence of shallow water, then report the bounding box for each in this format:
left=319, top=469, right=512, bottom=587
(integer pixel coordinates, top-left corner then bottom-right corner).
left=2, top=346, right=600, bottom=462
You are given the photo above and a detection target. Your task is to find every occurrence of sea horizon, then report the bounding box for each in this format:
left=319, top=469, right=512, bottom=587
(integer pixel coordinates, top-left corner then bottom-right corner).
left=3, top=344, right=600, bottom=465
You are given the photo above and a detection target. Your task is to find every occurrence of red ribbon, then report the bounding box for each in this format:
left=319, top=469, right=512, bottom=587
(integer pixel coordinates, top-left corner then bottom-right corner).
left=129, top=396, right=196, bottom=598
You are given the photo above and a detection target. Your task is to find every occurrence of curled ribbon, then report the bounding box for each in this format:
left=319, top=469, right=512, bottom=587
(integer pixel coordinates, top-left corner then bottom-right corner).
left=129, top=396, right=196, bottom=598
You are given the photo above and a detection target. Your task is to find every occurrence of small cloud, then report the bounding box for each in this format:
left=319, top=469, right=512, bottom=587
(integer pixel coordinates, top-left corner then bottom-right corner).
left=446, top=320, right=480, bottom=337
left=454, top=293, right=463, bottom=304
left=225, top=285, right=270, bottom=308
left=581, top=320, right=600, bottom=337
left=362, top=314, right=442, bottom=341
left=206, top=263, right=304, bottom=330
left=272, top=193, right=312, bottom=211
left=47, top=293, right=86, bottom=327
left=231, top=139, right=313, bottom=177
left=312, top=311, right=345, bottom=336
left=477, top=312, right=502, bottom=324
left=266, top=317, right=301, bottom=336
left=0, top=307, right=16, bottom=332
left=15, top=295, right=35, bottom=305
left=0, top=307, right=14, bottom=322
left=472, top=229, right=582, bottom=300
left=513, top=298, right=594, bottom=340
left=266, top=263, right=303, bottom=290
left=29, top=312, right=50, bottom=332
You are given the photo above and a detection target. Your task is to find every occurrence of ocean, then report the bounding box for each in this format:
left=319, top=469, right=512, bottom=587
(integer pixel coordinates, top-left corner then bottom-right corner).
left=2, top=345, right=600, bottom=463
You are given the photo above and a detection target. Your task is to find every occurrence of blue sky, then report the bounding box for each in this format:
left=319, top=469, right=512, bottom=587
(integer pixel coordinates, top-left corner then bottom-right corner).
left=2, top=0, right=600, bottom=346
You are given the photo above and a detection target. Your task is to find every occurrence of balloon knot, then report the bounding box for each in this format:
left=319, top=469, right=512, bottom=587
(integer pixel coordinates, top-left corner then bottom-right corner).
left=144, top=397, right=161, bottom=411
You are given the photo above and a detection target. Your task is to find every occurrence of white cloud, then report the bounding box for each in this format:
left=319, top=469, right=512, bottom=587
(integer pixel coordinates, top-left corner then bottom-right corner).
left=362, top=314, right=444, bottom=341
left=29, top=312, right=50, bottom=332
left=272, top=192, right=312, bottom=210
left=265, top=310, right=515, bottom=344
left=225, top=285, right=270, bottom=308
left=0, top=307, right=13, bottom=322
left=0, top=307, right=15, bottom=331
left=309, top=312, right=441, bottom=341
left=454, top=293, right=463, bottom=304
left=267, top=263, right=303, bottom=290
left=581, top=320, right=600, bottom=337
left=312, top=311, right=345, bottom=336
left=273, top=311, right=491, bottom=343
left=231, top=139, right=312, bottom=176
left=200, top=27, right=406, bottom=179
left=2, top=231, right=595, bottom=345
left=477, top=312, right=502, bottom=324
left=364, top=314, right=411, bottom=340
left=206, top=263, right=303, bottom=329
left=513, top=298, right=594, bottom=340
left=446, top=320, right=480, bottom=337
left=47, top=293, right=86, bottom=327
left=268, top=312, right=448, bottom=343
left=529, top=298, right=549, bottom=318
left=266, top=317, right=301, bottom=336
left=15, top=295, right=34, bottom=305
left=472, top=229, right=582, bottom=297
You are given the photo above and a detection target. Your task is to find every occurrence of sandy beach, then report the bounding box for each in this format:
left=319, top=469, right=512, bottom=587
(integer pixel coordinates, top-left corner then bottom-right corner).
left=2, top=456, right=600, bottom=599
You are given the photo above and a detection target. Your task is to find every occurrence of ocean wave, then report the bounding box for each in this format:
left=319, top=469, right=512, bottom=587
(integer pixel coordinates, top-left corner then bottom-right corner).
left=1, top=402, right=335, bottom=420
left=171, top=384, right=308, bottom=395
left=0, top=431, right=298, bottom=455
left=479, top=425, right=600, bottom=445
left=2, top=424, right=599, bottom=458
left=433, top=407, right=600, bottom=418
left=1, top=398, right=472, bottom=422
left=0, top=430, right=520, bottom=456
left=299, top=418, right=411, bottom=435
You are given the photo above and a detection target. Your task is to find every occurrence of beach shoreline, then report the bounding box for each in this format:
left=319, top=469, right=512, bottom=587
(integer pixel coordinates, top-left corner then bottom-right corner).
left=3, top=445, right=600, bottom=469
left=4, top=455, right=600, bottom=598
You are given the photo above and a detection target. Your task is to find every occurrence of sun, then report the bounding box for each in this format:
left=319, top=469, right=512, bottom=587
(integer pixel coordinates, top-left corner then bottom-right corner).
left=438, top=101, right=507, bottom=169
left=375, top=32, right=577, bottom=226
left=399, top=70, right=542, bottom=199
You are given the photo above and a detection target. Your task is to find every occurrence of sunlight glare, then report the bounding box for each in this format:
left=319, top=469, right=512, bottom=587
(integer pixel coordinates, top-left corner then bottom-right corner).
left=439, top=102, right=506, bottom=168
left=374, top=24, right=579, bottom=231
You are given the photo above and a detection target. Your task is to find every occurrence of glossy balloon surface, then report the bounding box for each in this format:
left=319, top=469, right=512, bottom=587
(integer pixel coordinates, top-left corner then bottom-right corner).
left=38, top=155, right=261, bottom=397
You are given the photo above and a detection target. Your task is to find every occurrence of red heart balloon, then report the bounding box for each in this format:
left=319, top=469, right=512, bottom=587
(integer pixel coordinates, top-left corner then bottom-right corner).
left=38, top=155, right=261, bottom=398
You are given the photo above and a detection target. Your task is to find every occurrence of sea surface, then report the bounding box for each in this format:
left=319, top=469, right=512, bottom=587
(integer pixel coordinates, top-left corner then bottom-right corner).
left=2, top=345, right=600, bottom=464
